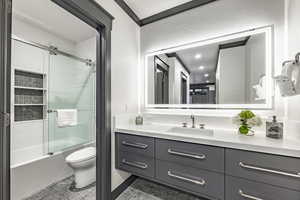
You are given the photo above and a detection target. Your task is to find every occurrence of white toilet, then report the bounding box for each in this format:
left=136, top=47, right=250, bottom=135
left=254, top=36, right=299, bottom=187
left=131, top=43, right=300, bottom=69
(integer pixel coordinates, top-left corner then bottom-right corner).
left=65, top=147, right=96, bottom=189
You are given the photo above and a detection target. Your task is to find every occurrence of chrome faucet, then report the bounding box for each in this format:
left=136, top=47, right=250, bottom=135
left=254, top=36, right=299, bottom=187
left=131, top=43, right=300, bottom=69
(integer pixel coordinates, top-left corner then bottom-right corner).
left=191, top=115, right=196, bottom=128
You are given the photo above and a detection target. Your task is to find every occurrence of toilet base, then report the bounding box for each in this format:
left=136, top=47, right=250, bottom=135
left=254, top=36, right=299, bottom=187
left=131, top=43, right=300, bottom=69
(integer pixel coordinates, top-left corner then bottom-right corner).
left=69, top=180, right=96, bottom=192
left=71, top=165, right=96, bottom=190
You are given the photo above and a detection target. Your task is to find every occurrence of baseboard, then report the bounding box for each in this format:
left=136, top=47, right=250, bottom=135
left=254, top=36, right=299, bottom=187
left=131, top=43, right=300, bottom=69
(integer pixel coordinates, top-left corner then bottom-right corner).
left=111, top=175, right=137, bottom=200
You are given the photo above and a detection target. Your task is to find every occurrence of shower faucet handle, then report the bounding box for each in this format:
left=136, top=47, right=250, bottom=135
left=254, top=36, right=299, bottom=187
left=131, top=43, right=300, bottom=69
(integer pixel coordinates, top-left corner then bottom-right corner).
left=182, top=122, right=188, bottom=128
left=199, top=124, right=205, bottom=129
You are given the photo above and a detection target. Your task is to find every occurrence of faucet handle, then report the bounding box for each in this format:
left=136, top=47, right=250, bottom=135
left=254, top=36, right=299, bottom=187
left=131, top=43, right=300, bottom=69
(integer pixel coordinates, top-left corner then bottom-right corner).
left=199, top=124, right=205, bottom=129
left=182, top=122, right=188, bottom=128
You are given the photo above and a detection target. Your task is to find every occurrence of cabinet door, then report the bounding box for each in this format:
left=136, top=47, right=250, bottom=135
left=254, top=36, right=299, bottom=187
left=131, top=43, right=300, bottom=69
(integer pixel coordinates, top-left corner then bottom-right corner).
left=117, top=151, right=155, bottom=178
left=156, top=160, right=224, bottom=200
left=226, top=176, right=300, bottom=200
left=156, top=138, right=224, bottom=172
left=116, top=133, right=155, bottom=157
left=226, top=149, right=300, bottom=191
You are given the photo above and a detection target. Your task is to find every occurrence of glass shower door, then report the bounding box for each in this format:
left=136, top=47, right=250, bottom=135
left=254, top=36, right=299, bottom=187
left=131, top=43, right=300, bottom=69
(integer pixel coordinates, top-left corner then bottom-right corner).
left=48, top=54, right=96, bottom=153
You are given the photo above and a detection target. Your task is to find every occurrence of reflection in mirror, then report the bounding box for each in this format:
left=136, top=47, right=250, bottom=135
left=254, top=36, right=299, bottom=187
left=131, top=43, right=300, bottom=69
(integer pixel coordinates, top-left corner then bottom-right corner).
left=154, top=56, right=169, bottom=104
left=146, top=27, right=272, bottom=108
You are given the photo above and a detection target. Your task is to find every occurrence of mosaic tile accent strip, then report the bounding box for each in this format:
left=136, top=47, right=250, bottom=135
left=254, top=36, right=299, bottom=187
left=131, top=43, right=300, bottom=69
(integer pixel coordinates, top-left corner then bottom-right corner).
left=15, top=70, right=44, bottom=88
left=15, top=89, right=43, bottom=104
left=14, top=106, right=43, bottom=121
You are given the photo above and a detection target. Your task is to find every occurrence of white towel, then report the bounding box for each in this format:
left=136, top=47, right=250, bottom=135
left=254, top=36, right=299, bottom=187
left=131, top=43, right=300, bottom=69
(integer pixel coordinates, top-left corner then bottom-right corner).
left=56, top=109, right=77, bottom=127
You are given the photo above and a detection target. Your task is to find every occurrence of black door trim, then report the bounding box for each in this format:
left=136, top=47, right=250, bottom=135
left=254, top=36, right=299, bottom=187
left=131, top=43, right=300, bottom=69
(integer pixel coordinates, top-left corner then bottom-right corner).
left=0, top=0, right=12, bottom=200
left=0, top=0, right=114, bottom=200
left=111, top=175, right=137, bottom=199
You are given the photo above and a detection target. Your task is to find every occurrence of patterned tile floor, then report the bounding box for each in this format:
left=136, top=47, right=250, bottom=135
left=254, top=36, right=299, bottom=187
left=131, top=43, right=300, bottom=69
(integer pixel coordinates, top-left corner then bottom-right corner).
left=25, top=177, right=206, bottom=200
left=24, top=177, right=95, bottom=200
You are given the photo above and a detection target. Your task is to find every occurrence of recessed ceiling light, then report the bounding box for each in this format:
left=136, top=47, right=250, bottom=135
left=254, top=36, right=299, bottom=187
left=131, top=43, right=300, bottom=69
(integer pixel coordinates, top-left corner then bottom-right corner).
left=204, top=73, right=209, bottom=77
left=206, top=80, right=210, bottom=83
left=199, top=66, right=205, bottom=70
left=195, top=54, right=202, bottom=59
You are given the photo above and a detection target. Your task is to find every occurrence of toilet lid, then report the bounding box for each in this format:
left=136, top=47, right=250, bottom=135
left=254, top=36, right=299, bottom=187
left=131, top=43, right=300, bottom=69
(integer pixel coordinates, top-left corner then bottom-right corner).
left=66, top=147, right=96, bottom=163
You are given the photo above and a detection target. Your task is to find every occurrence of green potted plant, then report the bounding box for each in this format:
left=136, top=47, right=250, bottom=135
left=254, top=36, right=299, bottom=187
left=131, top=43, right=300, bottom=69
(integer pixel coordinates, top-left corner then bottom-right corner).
left=233, top=110, right=262, bottom=136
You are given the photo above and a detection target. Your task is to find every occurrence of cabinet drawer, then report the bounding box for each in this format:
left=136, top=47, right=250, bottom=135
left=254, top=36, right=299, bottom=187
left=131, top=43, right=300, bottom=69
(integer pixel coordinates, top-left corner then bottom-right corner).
left=156, top=160, right=224, bottom=200
left=226, top=176, right=300, bottom=200
left=226, top=149, right=300, bottom=191
left=116, top=132, right=155, bottom=157
left=156, top=139, right=224, bottom=172
left=117, top=151, right=155, bottom=178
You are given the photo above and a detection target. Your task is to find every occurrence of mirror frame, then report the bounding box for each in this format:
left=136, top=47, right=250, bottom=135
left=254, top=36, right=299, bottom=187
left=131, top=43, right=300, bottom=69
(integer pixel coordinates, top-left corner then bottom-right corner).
left=144, top=26, right=274, bottom=110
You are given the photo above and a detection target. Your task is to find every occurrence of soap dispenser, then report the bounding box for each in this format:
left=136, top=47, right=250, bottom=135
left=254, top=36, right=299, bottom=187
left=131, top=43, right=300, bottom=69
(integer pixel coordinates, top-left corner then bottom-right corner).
left=266, top=116, right=283, bottom=139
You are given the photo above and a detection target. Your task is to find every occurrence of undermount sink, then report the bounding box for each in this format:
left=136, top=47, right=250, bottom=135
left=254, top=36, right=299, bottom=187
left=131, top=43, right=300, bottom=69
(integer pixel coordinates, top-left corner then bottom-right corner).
left=167, top=127, right=214, bottom=136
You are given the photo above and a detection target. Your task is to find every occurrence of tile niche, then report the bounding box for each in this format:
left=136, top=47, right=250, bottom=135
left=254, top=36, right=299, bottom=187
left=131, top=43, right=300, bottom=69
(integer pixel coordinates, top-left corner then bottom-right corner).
left=14, top=69, right=46, bottom=121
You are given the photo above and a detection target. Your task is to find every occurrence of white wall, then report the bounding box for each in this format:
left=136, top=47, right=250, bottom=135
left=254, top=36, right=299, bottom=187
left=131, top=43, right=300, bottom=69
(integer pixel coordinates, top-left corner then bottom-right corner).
left=216, top=34, right=266, bottom=104
left=218, top=46, right=246, bottom=104
left=140, top=0, right=285, bottom=117
left=12, top=17, right=76, bottom=53
left=285, top=0, right=300, bottom=137
left=245, top=34, right=266, bottom=103
left=93, top=0, right=141, bottom=191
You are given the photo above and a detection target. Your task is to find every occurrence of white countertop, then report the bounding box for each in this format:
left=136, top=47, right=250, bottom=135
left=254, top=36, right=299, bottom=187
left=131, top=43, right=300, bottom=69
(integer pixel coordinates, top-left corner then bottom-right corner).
left=115, top=123, right=300, bottom=158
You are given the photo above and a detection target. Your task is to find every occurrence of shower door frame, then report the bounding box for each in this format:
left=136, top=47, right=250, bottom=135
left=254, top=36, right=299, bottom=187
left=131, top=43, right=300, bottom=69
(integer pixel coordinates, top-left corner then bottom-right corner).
left=0, top=0, right=114, bottom=200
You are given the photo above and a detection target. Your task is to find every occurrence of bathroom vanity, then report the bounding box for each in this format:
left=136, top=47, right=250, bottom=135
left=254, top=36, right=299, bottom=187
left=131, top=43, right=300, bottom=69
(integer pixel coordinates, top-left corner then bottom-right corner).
left=115, top=125, right=300, bottom=200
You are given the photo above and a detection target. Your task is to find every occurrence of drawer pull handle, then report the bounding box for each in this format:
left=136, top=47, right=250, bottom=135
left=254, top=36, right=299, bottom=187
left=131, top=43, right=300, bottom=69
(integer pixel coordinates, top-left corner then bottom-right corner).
left=167, top=170, right=206, bottom=186
left=239, top=162, right=300, bottom=178
left=122, top=159, right=148, bottom=169
left=122, top=141, right=148, bottom=149
left=239, top=189, right=264, bottom=200
left=168, top=149, right=206, bottom=160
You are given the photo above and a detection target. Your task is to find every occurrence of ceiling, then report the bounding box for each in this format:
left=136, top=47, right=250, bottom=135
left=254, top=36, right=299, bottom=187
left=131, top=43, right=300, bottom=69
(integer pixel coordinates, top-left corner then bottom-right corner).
left=124, top=0, right=192, bottom=19
left=12, top=0, right=97, bottom=44
left=116, top=0, right=217, bottom=26
left=172, top=36, right=250, bottom=83
left=177, top=44, right=219, bottom=73
left=177, top=37, right=249, bottom=71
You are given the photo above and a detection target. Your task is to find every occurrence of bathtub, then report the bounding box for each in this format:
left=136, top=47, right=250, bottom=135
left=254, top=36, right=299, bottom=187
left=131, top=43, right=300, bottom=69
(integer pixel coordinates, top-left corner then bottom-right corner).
left=11, top=138, right=94, bottom=200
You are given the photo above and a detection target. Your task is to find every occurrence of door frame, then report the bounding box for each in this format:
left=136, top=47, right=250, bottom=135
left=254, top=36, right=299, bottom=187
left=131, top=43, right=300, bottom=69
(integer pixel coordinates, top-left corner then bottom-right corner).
left=0, top=0, right=12, bottom=200
left=0, top=0, right=114, bottom=200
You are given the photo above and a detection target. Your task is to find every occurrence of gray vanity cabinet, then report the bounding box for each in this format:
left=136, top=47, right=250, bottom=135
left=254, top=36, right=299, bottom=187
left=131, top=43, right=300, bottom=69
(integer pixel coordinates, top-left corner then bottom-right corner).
left=116, top=132, right=224, bottom=200
left=225, top=149, right=300, bottom=191
left=156, top=160, right=224, bottom=200
left=117, top=133, right=155, bottom=157
left=116, top=133, right=155, bottom=178
left=115, top=132, right=300, bottom=200
left=156, top=139, right=224, bottom=173
left=226, top=176, right=300, bottom=200
left=118, top=151, right=155, bottom=178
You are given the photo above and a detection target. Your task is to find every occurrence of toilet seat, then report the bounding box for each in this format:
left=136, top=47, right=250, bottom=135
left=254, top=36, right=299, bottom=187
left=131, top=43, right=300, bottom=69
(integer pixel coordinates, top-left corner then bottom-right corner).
left=66, top=147, right=96, bottom=163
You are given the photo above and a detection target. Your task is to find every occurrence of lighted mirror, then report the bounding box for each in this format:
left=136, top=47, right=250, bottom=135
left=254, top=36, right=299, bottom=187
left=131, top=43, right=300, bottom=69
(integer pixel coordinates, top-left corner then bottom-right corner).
left=145, top=26, right=273, bottom=109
